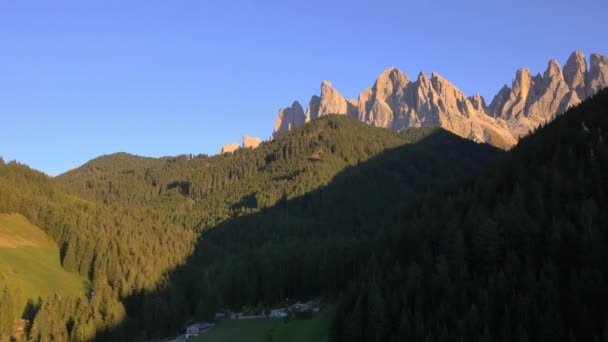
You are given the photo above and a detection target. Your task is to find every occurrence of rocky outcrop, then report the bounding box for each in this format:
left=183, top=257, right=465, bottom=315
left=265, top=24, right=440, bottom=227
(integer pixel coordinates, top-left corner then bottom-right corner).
left=489, top=51, right=608, bottom=138
left=305, top=81, right=350, bottom=121
left=357, top=67, right=410, bottom=128
left=271, top=50, right=608, bottom=149
left=469, top=94, right=487, bottom=113
left=587, top=53, right=608, bottom=96
left=353, top=68, right=516, bottom=148
left=218, top=142, right=239, bottom=155
left=564, top=50, right=587, bottom=99
left=243, top=136, right=261, bottom=149
left=272, top=101, right=305, bottom=139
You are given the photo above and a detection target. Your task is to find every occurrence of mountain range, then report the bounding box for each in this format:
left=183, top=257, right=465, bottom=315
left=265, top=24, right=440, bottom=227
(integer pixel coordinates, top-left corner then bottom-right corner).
left=272, top=51, right=608, bottom=149
left=1, top=46, right=608, bottom=342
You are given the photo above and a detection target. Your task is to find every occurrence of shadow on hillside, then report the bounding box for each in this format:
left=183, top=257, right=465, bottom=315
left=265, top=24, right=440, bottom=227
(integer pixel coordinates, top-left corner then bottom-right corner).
left=94, top=129, right=499, bottom=341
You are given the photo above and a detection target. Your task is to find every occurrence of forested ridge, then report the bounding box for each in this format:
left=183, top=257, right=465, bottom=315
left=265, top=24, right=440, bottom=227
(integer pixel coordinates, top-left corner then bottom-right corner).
left=2, top=88, right=606, bottom=341
left=330, top=89, right=608, bottom=342
left=0, top=116, right=497, bottom=341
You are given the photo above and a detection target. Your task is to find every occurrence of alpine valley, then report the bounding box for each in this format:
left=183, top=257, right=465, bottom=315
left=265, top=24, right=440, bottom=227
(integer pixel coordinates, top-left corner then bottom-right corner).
left=1, top=51, right=608, bottom=342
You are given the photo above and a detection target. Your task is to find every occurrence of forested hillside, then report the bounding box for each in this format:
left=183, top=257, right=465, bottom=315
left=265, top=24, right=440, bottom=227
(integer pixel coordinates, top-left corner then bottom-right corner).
left=0, top=115, right=497, bottom=341
left=6, top=86, right=608, bottom=341
left=3, top=87, right=606, bottom=341
left=0, top=158, right=196, bottom=341
left=329, top=89, right=608, bottom=342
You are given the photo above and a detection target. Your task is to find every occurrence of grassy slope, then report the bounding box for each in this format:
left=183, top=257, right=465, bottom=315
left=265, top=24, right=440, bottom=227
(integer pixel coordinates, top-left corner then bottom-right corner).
left=0, top=213, right=86, bottom=299
left=271, top=315, right=328, bottom=342
left=190, top=315, right=328, bottom=342
left=191, top=319, right=281, bottom=342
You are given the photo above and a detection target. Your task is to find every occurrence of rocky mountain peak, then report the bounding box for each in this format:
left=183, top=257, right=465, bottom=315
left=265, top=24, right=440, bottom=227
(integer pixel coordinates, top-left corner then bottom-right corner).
left=512, top=68, right=533, bottom=100
left=373, top=67, right=409, bottom=100
left=417, top=71, right=429, bottom=83
left=430, top=72, right=453, bottom=93
left=469, top=93, right=487, bottom=112
left=320, top=80, right=333, bottom=93
left=306, top=80, right=348, bottom=121
left=270, top=50, right=608, bottom=150
left=590, top=53, right=608, bottom=67
left=545, top=59, right=563, bottom=79
left=272, top=101, right=305, bottom=138
left=242, top=136, right=261, bottom=149
left=588, top=53, right=608, bottom=95
left=219, top=142, right=239, bottom=155
left=563, top=50, right=587, bottom=98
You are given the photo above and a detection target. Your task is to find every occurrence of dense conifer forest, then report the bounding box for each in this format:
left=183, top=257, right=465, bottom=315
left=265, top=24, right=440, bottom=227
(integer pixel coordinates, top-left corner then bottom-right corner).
left=330, top=89, right=608, bottom=342
left=0, top=89, right=606, bottom=341
left=0, top=116, right=496, bottom=341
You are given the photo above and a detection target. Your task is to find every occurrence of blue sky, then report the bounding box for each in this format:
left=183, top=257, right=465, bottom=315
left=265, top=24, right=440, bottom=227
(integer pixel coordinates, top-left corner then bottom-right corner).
left=1, top=0, right=606, bottom=175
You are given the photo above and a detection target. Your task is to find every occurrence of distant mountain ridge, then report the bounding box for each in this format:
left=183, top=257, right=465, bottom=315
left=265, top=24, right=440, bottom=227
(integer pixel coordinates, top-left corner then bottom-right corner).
left=272, top=51, right=608, bottom=148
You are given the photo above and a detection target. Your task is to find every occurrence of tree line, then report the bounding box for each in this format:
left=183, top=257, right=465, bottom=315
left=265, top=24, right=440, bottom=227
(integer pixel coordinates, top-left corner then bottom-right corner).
left=329, top=89, right=608, bottom=342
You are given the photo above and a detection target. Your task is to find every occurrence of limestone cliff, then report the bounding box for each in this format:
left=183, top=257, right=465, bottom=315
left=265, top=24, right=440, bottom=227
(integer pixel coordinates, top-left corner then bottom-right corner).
left=242, top=136, right=261, bottom=149
left=218, top=142, right=239, bottom=155
left=272, top=51, right=608, bottom=148
left=489, top=51, right=608, bottom=138
left=272, top=101, right=305, bottom=139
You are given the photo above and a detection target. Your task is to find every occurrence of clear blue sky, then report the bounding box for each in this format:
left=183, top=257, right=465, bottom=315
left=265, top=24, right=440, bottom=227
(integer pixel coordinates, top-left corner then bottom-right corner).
left=1, top=0, right=606, bottom=175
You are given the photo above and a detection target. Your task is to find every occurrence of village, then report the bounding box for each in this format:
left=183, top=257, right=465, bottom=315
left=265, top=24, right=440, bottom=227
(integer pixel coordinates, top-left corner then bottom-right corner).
left=168, top=300, right=322, bottom=342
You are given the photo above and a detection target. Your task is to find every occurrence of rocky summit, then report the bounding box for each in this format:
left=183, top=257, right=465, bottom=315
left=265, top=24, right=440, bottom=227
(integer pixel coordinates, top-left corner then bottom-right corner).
left=218, top=142, right=239, bottom=154
left=272, top=51, right=608, bottom=148
left=242, top=136, right=261, bottom=149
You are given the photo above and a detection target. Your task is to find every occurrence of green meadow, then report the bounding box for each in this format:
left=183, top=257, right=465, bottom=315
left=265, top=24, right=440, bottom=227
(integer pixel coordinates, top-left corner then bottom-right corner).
left=0, top=213, right=87, bottom=300
left=190, top=314, right=328, bottom=342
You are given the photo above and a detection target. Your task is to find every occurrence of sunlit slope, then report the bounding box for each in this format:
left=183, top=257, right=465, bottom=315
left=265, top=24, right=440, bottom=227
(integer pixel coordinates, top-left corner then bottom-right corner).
left=0, top=213, right=86, bottom=299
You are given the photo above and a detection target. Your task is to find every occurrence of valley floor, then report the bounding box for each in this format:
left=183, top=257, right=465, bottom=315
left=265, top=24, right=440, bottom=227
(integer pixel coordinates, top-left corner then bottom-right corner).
left=169, top=314, right=328, bottom=342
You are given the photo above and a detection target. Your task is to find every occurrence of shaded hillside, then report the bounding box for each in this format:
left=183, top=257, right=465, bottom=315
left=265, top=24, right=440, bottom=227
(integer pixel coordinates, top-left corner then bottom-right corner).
left=330, top=89, right=608, bottom=342
left=57, top=116, right=497, bottom=231
left=58, top=116, right=431, bottom=209
left=34, top=115, right=498, bottom=340
left=99, top=128, right=497, bottom=340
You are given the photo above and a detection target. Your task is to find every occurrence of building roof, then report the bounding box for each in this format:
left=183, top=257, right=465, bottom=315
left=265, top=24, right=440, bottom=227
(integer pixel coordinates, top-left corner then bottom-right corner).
left=189, top=322, right=214, bottom=330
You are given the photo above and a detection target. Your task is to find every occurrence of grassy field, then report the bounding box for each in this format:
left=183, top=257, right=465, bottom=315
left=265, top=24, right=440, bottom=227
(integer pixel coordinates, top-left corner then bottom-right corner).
left=191, top=318, right=281, bottom=342
left=271, top=314, right=328, bottom=342
left=191, top=315, right=328, bottom=342
left=0, top=213, right=87, bottom=300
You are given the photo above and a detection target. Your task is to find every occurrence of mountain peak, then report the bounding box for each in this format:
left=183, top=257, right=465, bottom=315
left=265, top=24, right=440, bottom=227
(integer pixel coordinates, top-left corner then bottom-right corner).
left=590, top=53, right=608, bottom=65
left=545, top=59, right=563, bottom=78
left=417, top=71, right=429, bottom=83
left=271, top=50, right=608, bottom=149
left=218, top=142, right=239, bottom=155
left=469, top=93, right=487, bottom=112
left=373, top=67, right=409, bottom=100
left=515, top=67, right=531, bottom=78
left=320, top=80, right=333, bottom=92
left=588, top=53, right=608, bottom=95
left=305, top=80, right=349, bottom=121
left=242, top=136, right=262, bottom=149
left=272, top=101, right=306, bottom=138
left=563, top=50, right=587, bottom=96
left=377, top=67, right=408, bottom=80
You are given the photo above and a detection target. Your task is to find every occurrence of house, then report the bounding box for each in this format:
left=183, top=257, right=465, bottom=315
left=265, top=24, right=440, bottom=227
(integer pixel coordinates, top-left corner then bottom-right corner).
left=185, top=322, right=215, bottom=340
left=269, top=308, right=288, bottom=318
left=290, top=303, right=313, bottom=319
left=214, top=312, right=226, bottom=322
left=291, top=303, right=311, bottom=312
